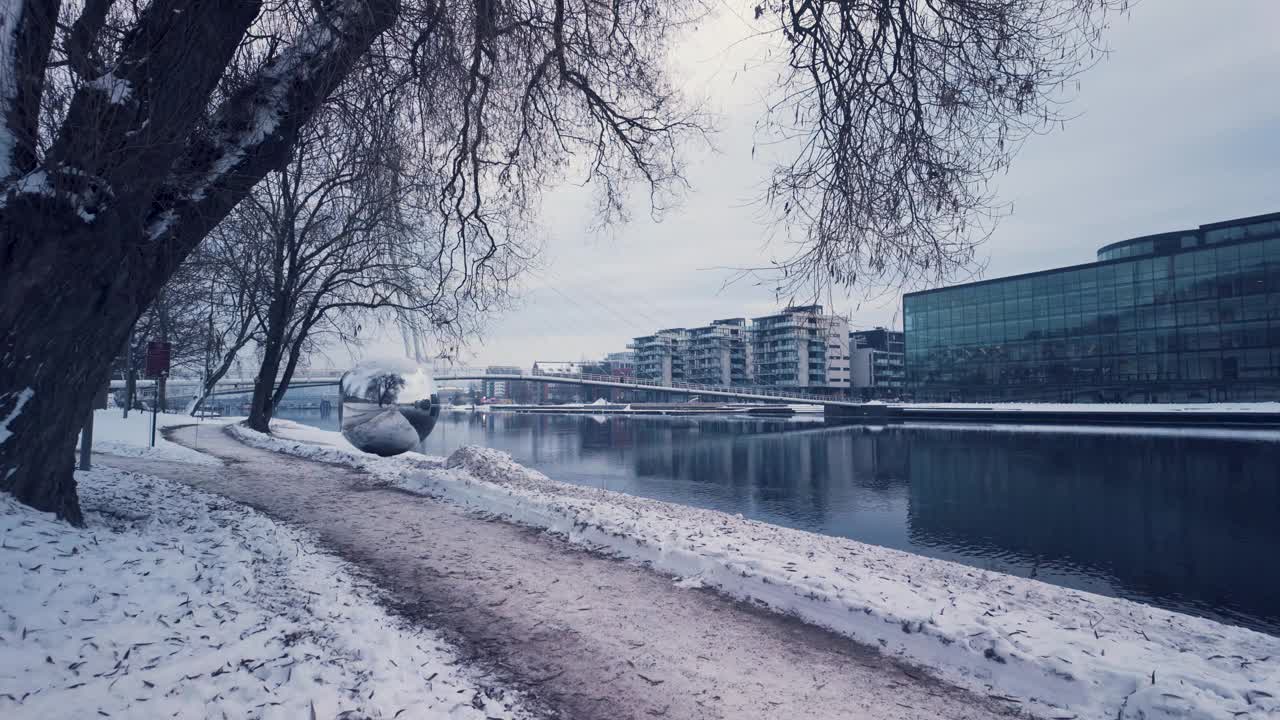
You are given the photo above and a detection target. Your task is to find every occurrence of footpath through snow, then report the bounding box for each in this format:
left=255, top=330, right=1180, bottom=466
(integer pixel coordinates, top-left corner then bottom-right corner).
left=1, top=412, right=526, bottom=720
left=234, top=419, right=1280, bottom=720
left=148, top=422, right=1016, bottom=720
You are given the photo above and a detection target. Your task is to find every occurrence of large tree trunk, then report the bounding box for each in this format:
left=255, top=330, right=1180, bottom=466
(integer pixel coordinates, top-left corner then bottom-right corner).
left=0, top=213, right=147, bottom=526
left=270, top=320, right=315, bottom=415
left=246, top=308, right=289, bottom=432
left=247, top=346, right=284, bottom=432
left=0, top=0, right=399, bottom=522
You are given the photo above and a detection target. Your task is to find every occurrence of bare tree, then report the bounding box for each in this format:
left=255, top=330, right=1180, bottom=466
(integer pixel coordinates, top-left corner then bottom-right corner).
left=2, top=0, right=1125, bottom=523
left=758, top=0, right=1124, bottom=296
left=0, top=0, right=697, bottom=523
left=182, top=225, right=264, bottom=414
left=234, top=102, right=510, bottom=432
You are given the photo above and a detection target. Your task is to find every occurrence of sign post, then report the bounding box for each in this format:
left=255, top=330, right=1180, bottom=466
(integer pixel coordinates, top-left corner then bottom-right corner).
left=145, top=341, right=172, bottom=448
left=79, top=384, right=110, bottom=471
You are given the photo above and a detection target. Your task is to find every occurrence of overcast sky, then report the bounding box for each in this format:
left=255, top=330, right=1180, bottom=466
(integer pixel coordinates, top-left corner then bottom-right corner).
left=346, top=0, right=1280, bottom=371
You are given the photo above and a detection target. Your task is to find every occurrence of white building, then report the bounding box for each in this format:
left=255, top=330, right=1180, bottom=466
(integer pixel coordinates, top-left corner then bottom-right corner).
left=751, top=305, right=850, bottom=393
left=532, top=361, right=586, bottom=376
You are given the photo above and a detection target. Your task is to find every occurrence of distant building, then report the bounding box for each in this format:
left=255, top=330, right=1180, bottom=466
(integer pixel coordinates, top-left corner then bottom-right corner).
left=630, top=328, right=688, bottom=385
left=751, top=305, right=850, bottom=392
left=532, top=361, right=586, bottom=375
left=904, top=211, right=1280, bottom=402
left=481, top=365, right=522, bottom=401
left=531, top=361, right=587, bottom=402
left=603, top=351, right=636, bottom=378
left=850, top=329, right=905, bottom=398
left=687, top=319, right=753, bottom=386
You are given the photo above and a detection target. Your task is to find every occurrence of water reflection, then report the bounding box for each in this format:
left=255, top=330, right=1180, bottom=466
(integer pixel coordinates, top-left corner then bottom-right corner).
left=274, top=407, right=1280, bottom=635
left=904, top=431, right=1280, bottom=632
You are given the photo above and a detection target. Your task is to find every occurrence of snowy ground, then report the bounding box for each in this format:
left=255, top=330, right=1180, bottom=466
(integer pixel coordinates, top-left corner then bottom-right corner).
left=237, top=420, right=1280, bottom=720
left=77, top=409, right=230, bottom=466
left=3, top=417, right=527, bottom=719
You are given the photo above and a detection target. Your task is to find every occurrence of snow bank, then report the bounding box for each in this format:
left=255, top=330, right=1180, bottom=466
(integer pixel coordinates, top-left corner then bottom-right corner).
left=0, top=465, right=526, bottom=720
left=899, top=401, right=1280, bottom=414
left=239, top=425, right=1280, bottom=720
left=228, top=420, right=440, bottom=484
left=897, top=421, right=1280, bottom=441
left=79, top=408, right=228, bottom=466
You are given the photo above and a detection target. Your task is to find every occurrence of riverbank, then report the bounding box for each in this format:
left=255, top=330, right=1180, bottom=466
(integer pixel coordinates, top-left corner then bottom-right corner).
left=829, top=400, right=1280, bottom=428
left=232, top=419, right=1280, bottom=720
left=2, top=413, right=526, bottom=719
left=119, top=423, right=1019, bottom=720
left=482, top=401, right=822, bottom=416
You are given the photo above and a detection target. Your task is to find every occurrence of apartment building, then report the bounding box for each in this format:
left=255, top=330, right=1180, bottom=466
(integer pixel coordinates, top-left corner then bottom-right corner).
left=481, top=365, right=523, bottom=400
left=850, top=329, right=905, bottom=398
left=603, top=351, right=636, bottom=377
left=751, top=305, right=851, bottom=392
left=687, top=319, right=753, bottom=386
left=630, top=328, right=689, bottom=385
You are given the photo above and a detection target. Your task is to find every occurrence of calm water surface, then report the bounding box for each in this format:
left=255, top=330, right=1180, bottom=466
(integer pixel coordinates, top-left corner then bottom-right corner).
left=276, top=407, right=1280, bottom=635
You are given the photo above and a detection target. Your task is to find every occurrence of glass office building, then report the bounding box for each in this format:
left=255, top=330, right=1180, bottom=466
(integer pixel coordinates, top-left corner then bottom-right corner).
left=903, top=212, right=1280, bottom=402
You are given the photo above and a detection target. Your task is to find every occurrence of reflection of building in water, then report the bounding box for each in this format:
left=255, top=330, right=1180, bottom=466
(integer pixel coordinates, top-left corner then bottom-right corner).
left=903, top=430, right=1280, bottom=632
left=623, top=421, right=911, bottom=524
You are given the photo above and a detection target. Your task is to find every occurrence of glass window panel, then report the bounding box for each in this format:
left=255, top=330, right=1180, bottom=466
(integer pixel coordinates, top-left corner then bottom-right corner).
left=1199, top=329, right=1220, bottom=350
left=1174, top=274, right=1196, bottom=302
left=1247, top=221, right=1280, bottom=238
left=1153, top=257, right=1173, bottom=279
left=1207, top=226, right=1246, bottom=244
left=1117, top=332, right=1138, bottom=354
left=1194, top=252, right=1217, bottom=279
left=1243, top=293, right=1268, bottom=321
left=1136, top=258, right=1154, bottom=280
left=1216, top=245, right=1241, bottom=271
left=1217, top=297, right=1242, bottom=324
left=1174, top=302, right=1193, bottom=326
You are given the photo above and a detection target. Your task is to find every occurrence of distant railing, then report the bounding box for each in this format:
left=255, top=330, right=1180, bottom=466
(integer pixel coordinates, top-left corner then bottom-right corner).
left=441, top=367, right=844, bottom=404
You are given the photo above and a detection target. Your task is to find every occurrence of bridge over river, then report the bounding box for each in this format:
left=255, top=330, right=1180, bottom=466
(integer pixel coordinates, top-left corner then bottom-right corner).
left=117, top=368, right=1280, bottom=427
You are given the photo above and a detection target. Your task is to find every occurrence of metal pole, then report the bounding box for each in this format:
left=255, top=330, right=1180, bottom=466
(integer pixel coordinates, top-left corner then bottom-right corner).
left=79, top=404, right=93, bottom=471
left=122, top=325, right=134, bottom=418
left=150, top=396, right=158, bottom=448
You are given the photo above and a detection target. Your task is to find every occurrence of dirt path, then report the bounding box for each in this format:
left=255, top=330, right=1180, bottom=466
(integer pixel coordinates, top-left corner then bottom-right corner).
left=97, top=426, right=1022, bottom=720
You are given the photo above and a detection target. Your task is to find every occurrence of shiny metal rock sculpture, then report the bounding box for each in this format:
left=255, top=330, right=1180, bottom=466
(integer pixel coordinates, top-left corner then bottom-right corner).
left=339, top=359, right=440, bottom=456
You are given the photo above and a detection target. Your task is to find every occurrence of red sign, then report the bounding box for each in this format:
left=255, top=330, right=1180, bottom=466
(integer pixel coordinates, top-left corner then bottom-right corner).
left=145, top=341, right=172, bottom=378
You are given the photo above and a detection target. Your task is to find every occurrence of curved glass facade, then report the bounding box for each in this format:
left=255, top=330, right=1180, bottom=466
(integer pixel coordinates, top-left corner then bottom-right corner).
left=904, top=212, right=1280, bottom=402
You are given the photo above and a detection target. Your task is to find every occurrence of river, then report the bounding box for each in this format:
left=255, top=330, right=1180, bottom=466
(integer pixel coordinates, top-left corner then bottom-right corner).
left=274, top=407, right=1280, bottom=635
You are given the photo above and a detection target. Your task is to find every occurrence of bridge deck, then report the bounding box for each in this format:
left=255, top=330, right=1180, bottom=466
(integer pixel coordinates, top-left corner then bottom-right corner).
left=434, top=373, right=857, bottom=407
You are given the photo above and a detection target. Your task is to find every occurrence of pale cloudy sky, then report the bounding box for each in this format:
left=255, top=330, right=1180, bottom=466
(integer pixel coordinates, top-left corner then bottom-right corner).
left=351, top=0, right=1280, bottom=370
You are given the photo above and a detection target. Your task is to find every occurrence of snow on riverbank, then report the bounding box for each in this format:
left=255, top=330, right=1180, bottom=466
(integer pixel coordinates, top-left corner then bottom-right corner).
left=898, top=401, right=1280, bottom=414
left=1, top=467, right=526, bottom=718
left=79, top=408, right=233, bottom=466
left=236, top=420, right=1280, bottom=720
